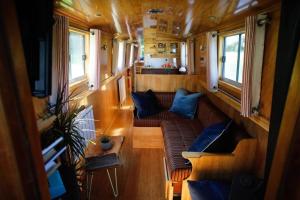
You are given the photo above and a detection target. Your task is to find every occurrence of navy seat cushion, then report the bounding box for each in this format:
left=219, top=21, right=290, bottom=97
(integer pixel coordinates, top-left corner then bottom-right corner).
left=188, top=120, right=232, bottom=152
left=131, top=90, right=161, bottom=118
left=169, top=88, right=202, bottom=119
left=188, top=180, right=230, bottom=200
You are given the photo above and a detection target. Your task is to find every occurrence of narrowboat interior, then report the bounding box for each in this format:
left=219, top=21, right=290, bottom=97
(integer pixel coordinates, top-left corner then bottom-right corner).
left=0, top=0, right=300, bottom=199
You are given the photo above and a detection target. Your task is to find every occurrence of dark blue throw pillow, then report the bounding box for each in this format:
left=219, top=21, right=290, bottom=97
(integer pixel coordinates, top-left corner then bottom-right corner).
left=131, top=90, right=161, bottom=118
left=188, top=121, right=232, bottom=152
left=169, top=88, right=202, bottom=119
left=188, top=180, right=230, bottom=200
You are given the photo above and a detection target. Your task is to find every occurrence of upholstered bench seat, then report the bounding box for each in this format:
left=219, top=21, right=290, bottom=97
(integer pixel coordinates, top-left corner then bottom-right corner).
left=161, top=119, right=202, bottom=181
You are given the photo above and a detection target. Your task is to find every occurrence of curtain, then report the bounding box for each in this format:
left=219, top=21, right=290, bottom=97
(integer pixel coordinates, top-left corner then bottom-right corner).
left=206, top=31, right=218, bottom=91
left=241, top=15, right=266, bottom=117
left=89, top=29, right=101, bottom=90
left=50, top=15, right=69, bottom=110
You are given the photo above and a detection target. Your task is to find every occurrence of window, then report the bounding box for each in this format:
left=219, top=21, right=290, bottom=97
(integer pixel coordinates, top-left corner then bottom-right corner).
left=69, top=31, right=87, bottom=83
left=221, top=33, right=245, bottom=86
left=117, top=41, right=125, bottom=71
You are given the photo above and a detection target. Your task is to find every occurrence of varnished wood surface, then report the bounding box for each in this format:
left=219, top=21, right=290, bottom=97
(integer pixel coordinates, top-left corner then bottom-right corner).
left=193, top=6, right=280, bottom=121
left=259, top=7, right=280, bottom=120
left=0, top=0, right=49, bottom=198
left=136, top=74, right=204, bottom=92
left=100, top=32, right=113, bottom=81
left=265, top=45, right=300, bottom=200
left=85, top=136, right=124, bottom=158
left=133, top=127, right=163, bottom=149
left=86, top=99, right=165, bottom=200
left=181, top=138, right=257, bottom=200
left=54, top=0, right=279, bottom=38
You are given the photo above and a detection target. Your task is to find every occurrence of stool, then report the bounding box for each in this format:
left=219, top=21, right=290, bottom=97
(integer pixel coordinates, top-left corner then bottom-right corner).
left=85, top=153, right=121, bottom=199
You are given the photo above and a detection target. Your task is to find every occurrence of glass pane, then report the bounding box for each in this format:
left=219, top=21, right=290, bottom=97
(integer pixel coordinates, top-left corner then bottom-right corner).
left=238, top=33, right=245, bottom=83
left=223, top=35, right=239, bottom=81
left=69, top=32, right=85, bottom=81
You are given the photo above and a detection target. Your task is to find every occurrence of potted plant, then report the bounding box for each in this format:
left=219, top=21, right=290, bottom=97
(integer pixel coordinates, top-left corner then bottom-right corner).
left=47, top=85, right=85, bottom=200
left=100, top=135, right=113, bottom=150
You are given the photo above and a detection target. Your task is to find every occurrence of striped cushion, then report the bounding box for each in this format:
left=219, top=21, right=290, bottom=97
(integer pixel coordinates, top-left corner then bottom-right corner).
left=162, top=119, right=203, bottom=181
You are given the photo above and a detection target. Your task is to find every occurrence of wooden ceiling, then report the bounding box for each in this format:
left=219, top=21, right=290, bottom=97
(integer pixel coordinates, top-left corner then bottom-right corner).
left=55, top=0, right=279, bottom=38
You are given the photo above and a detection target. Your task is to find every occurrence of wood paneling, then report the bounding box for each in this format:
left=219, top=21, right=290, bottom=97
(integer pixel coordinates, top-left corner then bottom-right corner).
left=86, top=99, right=165, bottom=200
left=100, top=32, right=113, bottom=81
left=259, top=8, right=280, bottom=120
left=181, top=138, right=257, bottom=200
left=204, top=89, right=268, bottom=178
left=136, top=74, right=204, bottom=92
left=0, top=0, right=49, bottom=198
left=54, top=0, right=279, bottom=38
left=194, top=32, right=207, bottom=83
left=265, top=45, right=300, bottom=200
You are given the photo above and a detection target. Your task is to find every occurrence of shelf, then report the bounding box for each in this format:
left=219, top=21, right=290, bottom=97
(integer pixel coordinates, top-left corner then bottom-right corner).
left=150, top=54, right=179, bottom=58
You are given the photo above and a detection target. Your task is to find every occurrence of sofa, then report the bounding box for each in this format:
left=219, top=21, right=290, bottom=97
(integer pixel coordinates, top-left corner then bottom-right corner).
left=133, top=92, right=257, bottom=198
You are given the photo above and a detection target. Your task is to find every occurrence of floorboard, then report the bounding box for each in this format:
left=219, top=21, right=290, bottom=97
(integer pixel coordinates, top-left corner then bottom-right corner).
left=87, top=100, right=165, bottom=200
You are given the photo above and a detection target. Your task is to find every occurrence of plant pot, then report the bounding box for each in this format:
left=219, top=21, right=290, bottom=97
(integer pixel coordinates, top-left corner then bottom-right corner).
left=100, top=140, right=113, bottom=150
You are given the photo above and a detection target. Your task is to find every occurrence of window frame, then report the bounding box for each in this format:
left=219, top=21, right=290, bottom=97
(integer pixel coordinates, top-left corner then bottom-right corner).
left=68, top=28, right=89, bottom=85
left=219, top=31, right=245, bottom=88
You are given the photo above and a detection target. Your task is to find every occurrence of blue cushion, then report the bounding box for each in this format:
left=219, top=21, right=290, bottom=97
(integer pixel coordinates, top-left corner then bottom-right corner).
left=188, top=121, right=232, bottom=152
left=188, top=180, right=230, bottom=200
left=131, top=90, right=161, bottom=118
left=169, top=88, right=202, bottom=119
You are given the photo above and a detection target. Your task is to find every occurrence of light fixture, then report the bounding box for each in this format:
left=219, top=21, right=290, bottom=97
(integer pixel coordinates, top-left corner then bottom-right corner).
left=147, top=8, right=164, bottom=14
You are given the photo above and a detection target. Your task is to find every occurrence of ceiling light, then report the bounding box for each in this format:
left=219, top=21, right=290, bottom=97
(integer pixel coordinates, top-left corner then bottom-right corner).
left=147, top=9, right=164, bottom=14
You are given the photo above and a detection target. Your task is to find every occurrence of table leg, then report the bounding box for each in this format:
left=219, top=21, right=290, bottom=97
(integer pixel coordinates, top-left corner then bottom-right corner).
left=86, top=172, right=94, bottom=200
left=106, top=168, right=118, bottom=197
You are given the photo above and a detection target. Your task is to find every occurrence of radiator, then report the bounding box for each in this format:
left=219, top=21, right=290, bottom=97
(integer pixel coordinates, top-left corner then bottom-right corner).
left=75, top=105, right=96, bottom=146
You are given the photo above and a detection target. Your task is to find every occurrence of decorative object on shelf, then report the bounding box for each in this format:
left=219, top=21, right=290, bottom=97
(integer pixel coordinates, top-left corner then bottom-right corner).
left=179, top=65, right=187, bottom=74
left=100, top=135, right=114, bottom=150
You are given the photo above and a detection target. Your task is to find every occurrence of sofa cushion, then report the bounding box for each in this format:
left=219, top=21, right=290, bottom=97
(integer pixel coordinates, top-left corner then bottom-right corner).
left=169, top=88, right=202, bottom=119
left=161, top=119, right=203, bottom=176
left=134, top=109, right=183, bottom=127
left=188, top=121, right=231, bottom=152
left=188, top=180, right=231, bottom=200
left=131, top=90, right=161, bottom=118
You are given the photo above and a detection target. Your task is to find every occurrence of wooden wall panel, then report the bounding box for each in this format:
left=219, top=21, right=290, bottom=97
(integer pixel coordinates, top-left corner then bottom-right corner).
left=136, top=74, right=204, bottom=92
left=259, top=8, right=280, bottom=120
left=204, top=90, right=268, bottom=177
left=100, top=32, right=113, bottom=81
left=86, top=78, right=119, bottom=133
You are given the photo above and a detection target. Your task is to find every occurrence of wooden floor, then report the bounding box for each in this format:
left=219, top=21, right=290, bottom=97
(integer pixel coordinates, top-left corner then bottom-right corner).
left=88, top=100, right=165, bottom=200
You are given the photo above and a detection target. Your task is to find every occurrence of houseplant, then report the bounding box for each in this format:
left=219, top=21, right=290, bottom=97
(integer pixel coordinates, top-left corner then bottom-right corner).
left=47, top=85, right=86, bottom=199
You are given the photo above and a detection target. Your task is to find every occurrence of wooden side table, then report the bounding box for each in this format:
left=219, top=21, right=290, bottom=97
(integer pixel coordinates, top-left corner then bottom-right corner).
left=85, top=136, right=124, bottom=199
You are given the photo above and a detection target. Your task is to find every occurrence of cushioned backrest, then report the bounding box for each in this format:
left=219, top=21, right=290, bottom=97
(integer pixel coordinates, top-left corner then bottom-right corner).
left=152, top=92, right=175, bottom=109
left=196, top=96, right=228, bottom=128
